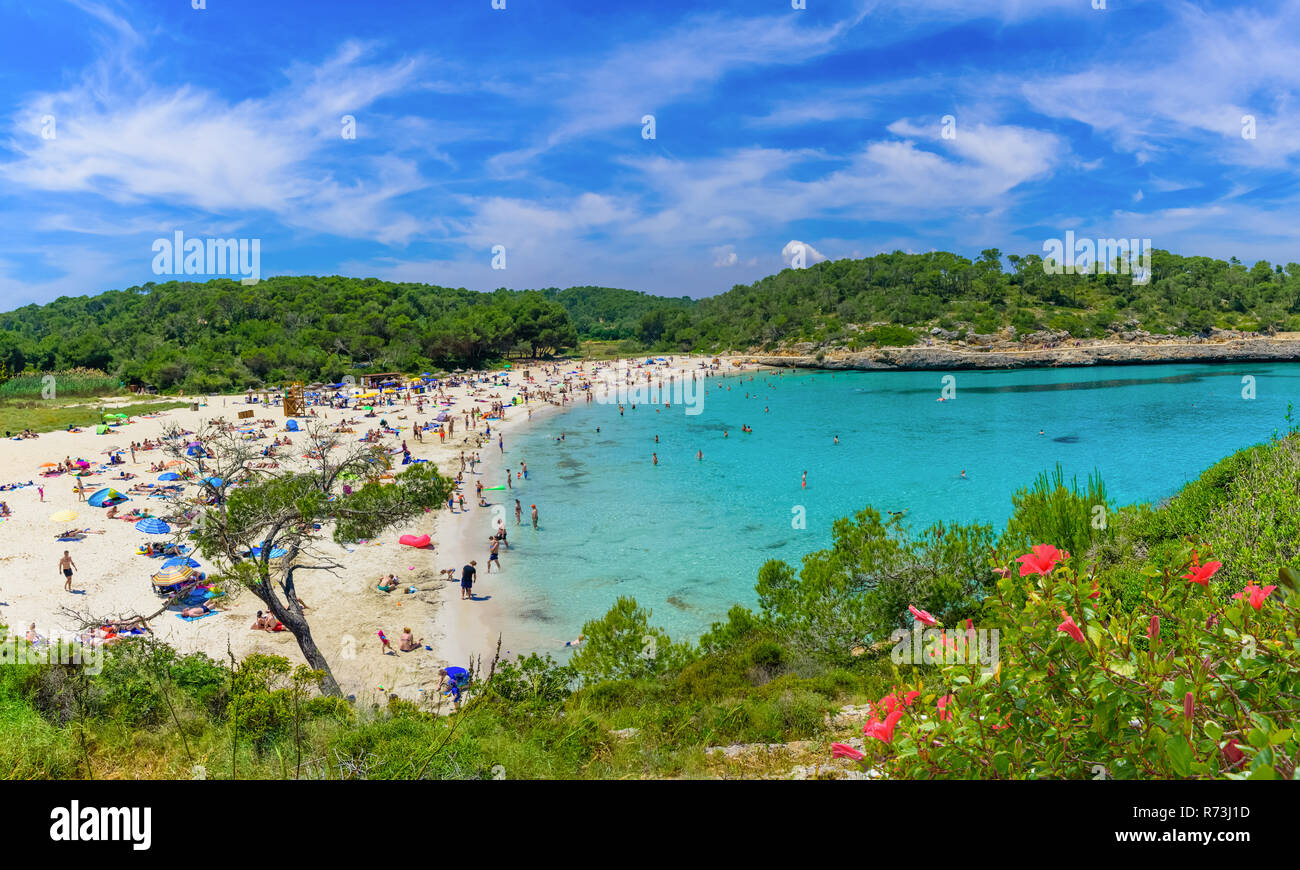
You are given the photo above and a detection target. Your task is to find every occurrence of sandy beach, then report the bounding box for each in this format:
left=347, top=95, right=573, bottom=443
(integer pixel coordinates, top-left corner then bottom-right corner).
left=0, top=354, right=728, bottom=702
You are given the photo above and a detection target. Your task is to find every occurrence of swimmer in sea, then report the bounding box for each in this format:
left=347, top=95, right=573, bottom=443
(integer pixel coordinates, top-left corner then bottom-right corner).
left=834, top=435, right=839, bottom=445
left=960, top=470, right=967, bottom=479
left=696, top=450, right=703, bottom=461
left=801, top=470, right=806, bottom=489
left=653, top=453, right=658, bottom=465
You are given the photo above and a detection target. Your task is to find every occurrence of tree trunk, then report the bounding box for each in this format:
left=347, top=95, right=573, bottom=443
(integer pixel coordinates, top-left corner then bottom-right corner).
left=261, top=574, right=343, bottom=697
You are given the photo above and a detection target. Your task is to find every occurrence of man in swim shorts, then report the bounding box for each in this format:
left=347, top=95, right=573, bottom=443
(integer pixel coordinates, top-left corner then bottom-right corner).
left=58, top=550, right=76, bottom=592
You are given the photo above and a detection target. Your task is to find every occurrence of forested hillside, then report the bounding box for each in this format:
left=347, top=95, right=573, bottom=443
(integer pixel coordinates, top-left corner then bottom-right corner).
left=1, top=248, right=1296, bottom=392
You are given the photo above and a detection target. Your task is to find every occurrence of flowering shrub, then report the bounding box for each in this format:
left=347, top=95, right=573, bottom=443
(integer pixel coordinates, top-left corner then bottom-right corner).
left=834, top=543, right=1300, bottom=779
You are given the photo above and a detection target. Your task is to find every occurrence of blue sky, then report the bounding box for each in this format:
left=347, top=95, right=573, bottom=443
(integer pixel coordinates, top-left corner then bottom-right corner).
left=1, top=0, right=1298, bottom=307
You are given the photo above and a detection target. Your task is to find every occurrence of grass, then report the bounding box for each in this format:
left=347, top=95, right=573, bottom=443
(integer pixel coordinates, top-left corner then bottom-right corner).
left=0, top=398, right=192, bottom=436
left=0, top=370, right=121, bottom=399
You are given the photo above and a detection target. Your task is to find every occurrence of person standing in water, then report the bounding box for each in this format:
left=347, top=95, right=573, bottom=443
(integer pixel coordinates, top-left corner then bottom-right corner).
left=653, top=452, right=658, bottom=465
left=802, top=470, right=807, bottom=489
left=531, top=504, right=539, bottom=529
left=696, top=450, right=703, bottom=461
left=515, top=499, right=522, bottom=525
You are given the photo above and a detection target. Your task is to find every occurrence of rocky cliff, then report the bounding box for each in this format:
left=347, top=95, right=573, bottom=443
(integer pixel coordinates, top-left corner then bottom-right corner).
left=752, top=338, right=1300, bottom=371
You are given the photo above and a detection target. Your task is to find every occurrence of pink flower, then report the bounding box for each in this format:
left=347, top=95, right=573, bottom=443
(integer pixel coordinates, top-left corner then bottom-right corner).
left=831, top=742, right=864, bottom=761
left=1056, top=608, right=1085, bottom=644
left=864, top=709, right=905, bottom=744
left=1087, top=580, right=1100, bottom=600
left=1147, top=614, right=1159, bottom=640
left=902, top=690, right=920, bottom=706
left=937, top=694, right=954, bottom=721
left=1221, top=738, right=1245, bottom=767
left=1184, top=692, right=1194, bottom=722
left=908, top=604, right=938, bottom=627
left=1182, top=559, right=1222, bottom=587
left=1017, top=544, right=1069, bottom=576
left=1232, top=584, right=1277, bottom=610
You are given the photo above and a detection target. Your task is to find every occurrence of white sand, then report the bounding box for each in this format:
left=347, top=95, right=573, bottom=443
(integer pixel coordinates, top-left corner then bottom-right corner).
left=0, top=355, right=736, bottom=702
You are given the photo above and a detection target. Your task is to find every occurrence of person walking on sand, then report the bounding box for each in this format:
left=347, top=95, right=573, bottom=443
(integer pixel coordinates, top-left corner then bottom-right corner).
left=461, top=560, right=477, bottom=600
left=515, top=499, right=522, bottom=525
left=75, top=480, right=85, bottom=501
left=531, top=504, right=538, bottom=529
left=38, top=485, right=43, bottom=502
left=58, top=550, right=77, bottom=592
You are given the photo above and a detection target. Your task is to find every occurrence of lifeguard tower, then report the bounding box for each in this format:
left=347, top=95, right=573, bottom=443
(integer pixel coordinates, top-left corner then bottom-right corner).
left=284, top=382, right=305, bottom=417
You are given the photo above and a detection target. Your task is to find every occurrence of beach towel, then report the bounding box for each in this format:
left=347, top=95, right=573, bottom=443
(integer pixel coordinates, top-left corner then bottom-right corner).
left=178, top=610, right=219, bottom=622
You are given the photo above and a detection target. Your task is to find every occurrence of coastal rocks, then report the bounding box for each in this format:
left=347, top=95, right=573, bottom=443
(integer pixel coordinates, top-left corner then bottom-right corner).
left=754, top=337, right=1300, bottom=373
left=929, top=326, right=960, bottom=341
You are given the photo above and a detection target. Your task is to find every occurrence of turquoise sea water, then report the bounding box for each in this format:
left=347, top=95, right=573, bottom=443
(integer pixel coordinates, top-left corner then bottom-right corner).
left=496, top=363, right=1300, bottom=649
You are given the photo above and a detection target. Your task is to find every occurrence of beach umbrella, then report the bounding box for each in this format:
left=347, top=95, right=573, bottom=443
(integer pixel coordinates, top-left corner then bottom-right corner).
left=162, top=556, right=201, bottom=569
left=164, top=460, right=184, bottom=467
left=247, top=545, right=287, bottom=559
left=151, top=564, right=194, bottom=586
left=158, top=472, right=180, bottom=481
left=49, top=510, right=78, bottom=523
left=200, top=477, right=223, bottom=487
left=39, top=462, right=57, bottom=468
left=135, top=517, right=171, bottom=535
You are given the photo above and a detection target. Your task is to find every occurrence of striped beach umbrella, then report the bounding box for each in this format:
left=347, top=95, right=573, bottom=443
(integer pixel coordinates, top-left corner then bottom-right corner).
left=135, top=517, right=171, bottom=535
left=49, top=510, right=78, bottom=523
left=151, top=564, right=194, bottom=586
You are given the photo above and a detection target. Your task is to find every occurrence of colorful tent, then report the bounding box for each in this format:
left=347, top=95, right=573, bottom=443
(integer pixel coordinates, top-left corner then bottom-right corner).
left=88, top=488, right=128, bottom=508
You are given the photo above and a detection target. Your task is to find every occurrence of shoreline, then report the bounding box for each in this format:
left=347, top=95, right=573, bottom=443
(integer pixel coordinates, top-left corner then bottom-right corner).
left=753, top=337, right=1300, bottom=371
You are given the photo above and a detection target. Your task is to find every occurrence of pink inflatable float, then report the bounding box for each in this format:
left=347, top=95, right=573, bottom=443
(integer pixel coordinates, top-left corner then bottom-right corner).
left=398, top=534, right=431, bottom=548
